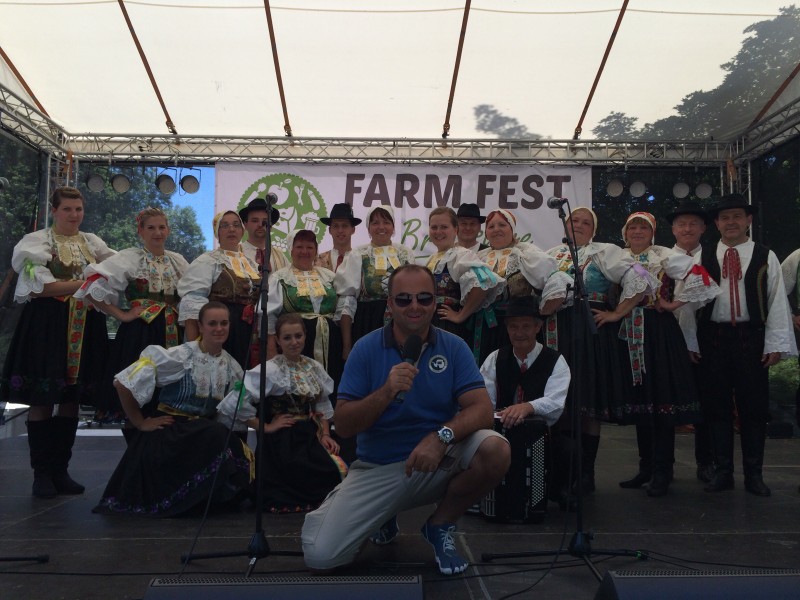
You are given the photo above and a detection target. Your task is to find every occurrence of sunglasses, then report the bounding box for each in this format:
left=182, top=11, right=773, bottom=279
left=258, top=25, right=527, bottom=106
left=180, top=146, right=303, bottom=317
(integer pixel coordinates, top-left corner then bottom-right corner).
left=392, top=292, right=435, bottom=307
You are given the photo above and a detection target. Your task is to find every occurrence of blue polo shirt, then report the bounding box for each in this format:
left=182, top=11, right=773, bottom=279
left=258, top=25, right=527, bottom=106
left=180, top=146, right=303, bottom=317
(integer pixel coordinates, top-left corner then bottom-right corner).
left=338, top=323, right=486, bottom=464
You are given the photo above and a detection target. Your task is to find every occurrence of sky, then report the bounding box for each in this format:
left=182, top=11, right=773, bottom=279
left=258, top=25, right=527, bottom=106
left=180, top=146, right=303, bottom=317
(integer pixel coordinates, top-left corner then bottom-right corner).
left=170, top=166, right=215, bottom=250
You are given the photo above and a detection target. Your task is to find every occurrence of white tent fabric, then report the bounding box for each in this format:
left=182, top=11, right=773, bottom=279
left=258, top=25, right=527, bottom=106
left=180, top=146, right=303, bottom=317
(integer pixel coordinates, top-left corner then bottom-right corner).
left=1, top=0, right=798, bottom=142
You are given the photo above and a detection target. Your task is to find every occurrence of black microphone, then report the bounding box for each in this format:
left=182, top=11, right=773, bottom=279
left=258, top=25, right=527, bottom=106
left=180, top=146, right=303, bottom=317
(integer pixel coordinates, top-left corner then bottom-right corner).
left=547, top=197, right=569, bottom=209
left=395, top=334, right=423, bottom=403
left=265, top=192, right=278, bottom=203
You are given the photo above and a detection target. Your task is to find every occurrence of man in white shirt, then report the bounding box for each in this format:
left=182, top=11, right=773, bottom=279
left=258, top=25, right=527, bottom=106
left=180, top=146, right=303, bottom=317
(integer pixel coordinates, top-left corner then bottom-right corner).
left=666, top=199, right=715, bottom=484
left=480, top=296, right=572, bottom=509
left=696, top=194, right=797, bottom=496
left=456, top=203, right=488, bottom=253
left=315, top=203, right=361, bottom=272
left=239, top=196, right=288, bottom=273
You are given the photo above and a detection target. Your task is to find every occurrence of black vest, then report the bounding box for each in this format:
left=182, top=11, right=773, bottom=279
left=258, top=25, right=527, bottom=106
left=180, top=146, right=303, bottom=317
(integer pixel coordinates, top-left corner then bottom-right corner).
left=495, top=345, right=561, bottom=410
left=699, top=242, right=770, bottom=326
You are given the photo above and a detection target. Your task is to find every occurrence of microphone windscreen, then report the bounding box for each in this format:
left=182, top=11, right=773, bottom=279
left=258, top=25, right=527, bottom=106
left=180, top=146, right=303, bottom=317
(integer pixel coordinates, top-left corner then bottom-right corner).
left=401, top=334, right=424, bottom=363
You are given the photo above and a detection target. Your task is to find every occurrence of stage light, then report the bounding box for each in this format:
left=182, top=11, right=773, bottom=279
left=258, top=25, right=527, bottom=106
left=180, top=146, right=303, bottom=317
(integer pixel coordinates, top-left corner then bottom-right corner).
left=695, top=182, right=712, bottom=199
left=110, top=174, right=131, bottom=194
left=86, top=173, right=105, bottom=193
left=156, top=173, right=176, bottom=195
left=672, top=182, right=690, bottom=199
left=180, top=175, right=200, bottom=194
left=606, top=179, right=624, bottom=198
left=629, top=181, right=646, bottom=198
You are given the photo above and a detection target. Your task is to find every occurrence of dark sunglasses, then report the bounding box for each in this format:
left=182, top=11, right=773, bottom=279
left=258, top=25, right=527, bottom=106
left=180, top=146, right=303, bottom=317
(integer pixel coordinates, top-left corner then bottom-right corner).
left=392, top=292, right=435, bottom=307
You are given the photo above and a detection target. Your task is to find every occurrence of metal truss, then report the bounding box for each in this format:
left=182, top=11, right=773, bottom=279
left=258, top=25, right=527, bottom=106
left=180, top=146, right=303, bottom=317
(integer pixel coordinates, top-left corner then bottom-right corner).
left=0, top=84, right=67, bottom=155
left=66, top=134, right=735, bottom=166
left=734, top=96, right=800, bottom=162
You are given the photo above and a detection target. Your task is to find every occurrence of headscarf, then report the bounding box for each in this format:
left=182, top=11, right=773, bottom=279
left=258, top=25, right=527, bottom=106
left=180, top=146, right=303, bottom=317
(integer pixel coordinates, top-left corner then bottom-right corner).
left=622, top=211, right=656, bottom=246
left=212, top=210, right=244, bottom=239
left=485, top=209, right=517, bottom=236
left=568, top=207, right=598, bottom=241
left=287, top=229, right=319, bottom=252
left=366, top=205, right=395, bottom=225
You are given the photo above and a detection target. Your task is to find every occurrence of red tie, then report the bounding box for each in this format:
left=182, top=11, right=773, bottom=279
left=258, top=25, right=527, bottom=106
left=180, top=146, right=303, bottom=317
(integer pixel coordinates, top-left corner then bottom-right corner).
left=335, top=253, right=344, bottom=271
left=515, top=361, right=528, bottom=405
left=255, top=248, right=265, bottom=266
left=722, top=247, right=742, bottom=325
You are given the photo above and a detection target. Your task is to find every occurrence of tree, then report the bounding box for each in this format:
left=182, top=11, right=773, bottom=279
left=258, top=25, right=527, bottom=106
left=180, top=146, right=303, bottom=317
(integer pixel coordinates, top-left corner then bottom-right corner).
left=592, top=111, right=640, bottom=139
left=473, top=104, right=542, bottom=139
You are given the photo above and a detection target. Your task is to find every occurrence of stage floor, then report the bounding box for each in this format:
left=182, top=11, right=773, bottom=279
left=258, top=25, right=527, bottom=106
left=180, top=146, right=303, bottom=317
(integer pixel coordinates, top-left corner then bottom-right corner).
left=1, top=424, right=799, bottom=600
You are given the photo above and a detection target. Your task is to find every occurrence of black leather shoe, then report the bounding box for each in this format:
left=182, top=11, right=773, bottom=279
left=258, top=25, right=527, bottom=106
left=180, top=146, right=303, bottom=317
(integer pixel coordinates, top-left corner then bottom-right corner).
left=32, top=473, right=57, bottom=499
left=704, top=473, right=734, bottom=492
left=619, top=472, right=652, bottom=489
left=646, top=474, right=670, bottom=497
left=696, top=463, right=715, bottom=484
left=744, top=477, right=771, bottom=497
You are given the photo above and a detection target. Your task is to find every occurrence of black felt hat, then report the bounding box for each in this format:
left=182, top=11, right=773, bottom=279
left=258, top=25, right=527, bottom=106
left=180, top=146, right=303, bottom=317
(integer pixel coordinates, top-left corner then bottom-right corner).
left=665, top=199, right=711, bottom=225
left=321, top=203, right=362, bottom=226
left=504, top=296, right=543, bottom=320
left=456, top=203, right=486, bottom=223
left=239, top=196, right=280, bottom=225
left=707, top=193, right=758, bottom=219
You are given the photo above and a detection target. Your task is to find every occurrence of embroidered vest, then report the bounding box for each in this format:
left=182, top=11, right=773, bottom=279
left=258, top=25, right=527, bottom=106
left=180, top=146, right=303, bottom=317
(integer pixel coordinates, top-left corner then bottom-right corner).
left=495, top=345, right=560, bottom=410
left=699, top=243, right=770, bottom=326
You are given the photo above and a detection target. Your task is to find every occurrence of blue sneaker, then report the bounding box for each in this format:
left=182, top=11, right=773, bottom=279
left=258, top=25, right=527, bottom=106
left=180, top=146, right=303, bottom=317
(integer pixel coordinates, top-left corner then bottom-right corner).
left=420, top=521, right=468, bottom=575
left=369, top=515, right=400, bottom=545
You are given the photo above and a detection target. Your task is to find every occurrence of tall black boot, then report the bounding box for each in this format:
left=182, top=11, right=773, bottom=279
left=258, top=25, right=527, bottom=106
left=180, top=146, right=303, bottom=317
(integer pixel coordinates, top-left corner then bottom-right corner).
left=740, top=420, right=770, bottom=497
left=620, top=423, right=653, bottom=489
left=647, top=419, right=675, bottom=498
left=579, top=433, right=600, bottom=494
left=27, top=420, right=57, bottom=498
left=704, top=421, right=735, bottom=492
left=50, top=416, right=85, bottom=495
left=694, top=422, right=715, bottom=483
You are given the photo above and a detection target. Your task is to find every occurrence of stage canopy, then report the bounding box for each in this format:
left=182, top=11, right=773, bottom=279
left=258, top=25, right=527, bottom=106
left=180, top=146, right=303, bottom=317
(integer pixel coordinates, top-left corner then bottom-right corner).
left=1, top=0, right=800, bottom=154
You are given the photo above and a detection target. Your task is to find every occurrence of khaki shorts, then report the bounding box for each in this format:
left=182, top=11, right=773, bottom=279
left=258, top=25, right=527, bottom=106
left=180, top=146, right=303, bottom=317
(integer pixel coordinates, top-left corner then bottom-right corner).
left=301, top=428, right=506, bottom=570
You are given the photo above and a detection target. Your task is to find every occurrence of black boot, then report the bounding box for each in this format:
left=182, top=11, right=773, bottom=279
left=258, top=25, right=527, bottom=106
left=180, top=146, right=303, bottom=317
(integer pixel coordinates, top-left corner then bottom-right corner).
left=50, top=416, right=85, bottom=495
left=647, top=420, right=674, bottom=497
left=620, top=424, right=652, bottom=489
left=578, top=433, right=600, bottom=494
left=704, top=421, right=735, bottom=492
left=741, top=420, right=771, bottom=497
left=27, top=420, right=57, bottom=498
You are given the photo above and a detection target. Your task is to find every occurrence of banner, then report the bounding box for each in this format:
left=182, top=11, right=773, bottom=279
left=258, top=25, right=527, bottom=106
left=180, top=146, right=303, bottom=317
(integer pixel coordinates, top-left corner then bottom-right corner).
left=215, top=164, right=592, bottom=257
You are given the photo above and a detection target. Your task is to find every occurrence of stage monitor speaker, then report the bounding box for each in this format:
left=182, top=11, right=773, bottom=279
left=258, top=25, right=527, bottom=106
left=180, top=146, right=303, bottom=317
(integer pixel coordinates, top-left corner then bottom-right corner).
left=595, top=568, right=800, bottom=600
left=143, top=574, right=424, bottom=600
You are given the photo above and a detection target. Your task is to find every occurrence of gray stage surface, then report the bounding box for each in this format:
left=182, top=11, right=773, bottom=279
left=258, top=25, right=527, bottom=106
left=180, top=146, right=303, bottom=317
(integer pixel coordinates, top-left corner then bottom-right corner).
left=1, top=424, right=798, bottom=600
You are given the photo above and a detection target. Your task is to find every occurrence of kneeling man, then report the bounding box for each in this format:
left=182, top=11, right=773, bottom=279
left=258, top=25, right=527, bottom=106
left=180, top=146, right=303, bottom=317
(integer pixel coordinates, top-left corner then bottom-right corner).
left=302, top=264, right=510, bottom=575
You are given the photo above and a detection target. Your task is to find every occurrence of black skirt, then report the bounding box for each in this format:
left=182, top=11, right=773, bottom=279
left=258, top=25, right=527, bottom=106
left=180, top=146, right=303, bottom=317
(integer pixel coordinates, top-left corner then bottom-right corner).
left=1, top=297, right=108, bottom=407
left=618, top=310, right=701, bottom=425
left=223, top=302, right=256, bottom=369
left=94, top=415, right=252, bottom=517
left=352, top=299, right=389, bottom=344
left=547, top=301, right=628, bottom=425
left=255, top=419, right=344, bottom=512
left=301, top=316, right=345, bottom=391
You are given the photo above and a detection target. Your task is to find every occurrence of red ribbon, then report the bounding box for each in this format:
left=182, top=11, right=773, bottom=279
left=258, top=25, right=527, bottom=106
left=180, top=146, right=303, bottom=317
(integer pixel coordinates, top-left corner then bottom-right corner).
left=690, top=264, right=711, bottom=286
left=722, top=247, right=742, bottom=325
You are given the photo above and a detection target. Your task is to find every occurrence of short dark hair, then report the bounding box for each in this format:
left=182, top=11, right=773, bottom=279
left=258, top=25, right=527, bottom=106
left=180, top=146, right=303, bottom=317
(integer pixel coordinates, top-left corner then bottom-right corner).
left=199, top=301, right=229, bottom=323
left=387, top=264, right=436, bottom=297
left=51, top=186, right=84, bottom=209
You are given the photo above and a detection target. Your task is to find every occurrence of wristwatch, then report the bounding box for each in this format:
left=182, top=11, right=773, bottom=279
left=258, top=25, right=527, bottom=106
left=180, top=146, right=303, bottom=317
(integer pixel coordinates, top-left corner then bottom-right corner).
left=436, top=426, right=455, bottom=445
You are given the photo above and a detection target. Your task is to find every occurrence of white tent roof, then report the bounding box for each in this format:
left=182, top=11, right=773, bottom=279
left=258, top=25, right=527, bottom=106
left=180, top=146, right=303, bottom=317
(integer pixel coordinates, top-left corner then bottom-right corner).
left=1, top=0, right=799, bottom=147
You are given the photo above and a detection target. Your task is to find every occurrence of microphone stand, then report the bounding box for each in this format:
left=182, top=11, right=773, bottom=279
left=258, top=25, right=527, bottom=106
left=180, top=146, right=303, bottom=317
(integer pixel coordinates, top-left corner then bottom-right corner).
left=181, top=200, right=303, bottom=575
left=481, top=201, right=646, bottom=581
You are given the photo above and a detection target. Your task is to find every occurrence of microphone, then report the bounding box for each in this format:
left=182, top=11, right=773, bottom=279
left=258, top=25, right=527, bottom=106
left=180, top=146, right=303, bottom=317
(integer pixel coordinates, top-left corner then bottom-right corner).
left=547, top=197, right=568, bottom=209
left=395, top=334, right=423, bottom=403
left=265, top=192, right=278, bottom=203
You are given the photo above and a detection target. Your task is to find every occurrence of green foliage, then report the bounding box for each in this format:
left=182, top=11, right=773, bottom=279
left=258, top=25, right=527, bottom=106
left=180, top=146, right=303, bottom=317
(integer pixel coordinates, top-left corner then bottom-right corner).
left=769, top=356, right=799, bottom=410
left=473, top=104, right=542, bottom=139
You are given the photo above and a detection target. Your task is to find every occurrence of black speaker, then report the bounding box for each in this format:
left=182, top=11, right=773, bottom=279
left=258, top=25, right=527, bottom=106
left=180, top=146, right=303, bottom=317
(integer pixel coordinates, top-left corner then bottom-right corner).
left=595, top=569, right=800, bottom=600
left=143, top=574, right=424, bottom=599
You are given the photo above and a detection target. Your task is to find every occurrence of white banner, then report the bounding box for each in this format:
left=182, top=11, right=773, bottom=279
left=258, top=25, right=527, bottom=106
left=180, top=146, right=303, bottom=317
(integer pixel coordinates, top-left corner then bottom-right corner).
left=215, top=164, right=592, bottom=257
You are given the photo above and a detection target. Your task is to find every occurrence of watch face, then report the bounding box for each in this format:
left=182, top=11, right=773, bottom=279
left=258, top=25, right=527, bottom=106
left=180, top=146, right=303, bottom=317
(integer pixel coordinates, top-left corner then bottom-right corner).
left=438, top=427, right=454, bottom=444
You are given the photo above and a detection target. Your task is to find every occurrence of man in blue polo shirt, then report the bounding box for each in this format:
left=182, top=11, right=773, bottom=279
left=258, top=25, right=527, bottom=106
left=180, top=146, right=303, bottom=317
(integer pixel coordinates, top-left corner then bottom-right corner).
left=301, top=264, right=510, bottom=575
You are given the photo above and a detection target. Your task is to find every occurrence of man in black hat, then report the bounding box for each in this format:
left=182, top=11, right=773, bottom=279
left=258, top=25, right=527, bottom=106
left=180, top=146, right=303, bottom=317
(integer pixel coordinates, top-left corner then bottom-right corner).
left=456, top=203, right=488, bottom=253
left=315, top=203, right=361, bottom=273
left=692, top=193, right=796, bottom=496
left=479, top=296, right=572, bottom=509
left=665, top=199, right=715, bottom=484
left=239, top=196, right=287, bottom=273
